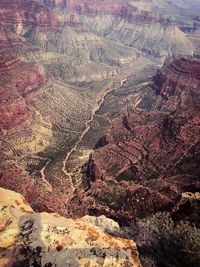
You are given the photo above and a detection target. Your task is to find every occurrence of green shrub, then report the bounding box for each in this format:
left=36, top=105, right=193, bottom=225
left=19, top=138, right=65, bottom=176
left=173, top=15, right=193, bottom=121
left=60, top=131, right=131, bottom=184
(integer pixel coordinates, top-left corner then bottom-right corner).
left=122, top=213, right=200, bottom=267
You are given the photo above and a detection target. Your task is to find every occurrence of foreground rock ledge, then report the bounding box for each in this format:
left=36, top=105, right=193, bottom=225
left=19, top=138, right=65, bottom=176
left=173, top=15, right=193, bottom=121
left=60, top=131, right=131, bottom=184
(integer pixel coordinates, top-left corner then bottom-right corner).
left=0, top=188, right=141, bottom=267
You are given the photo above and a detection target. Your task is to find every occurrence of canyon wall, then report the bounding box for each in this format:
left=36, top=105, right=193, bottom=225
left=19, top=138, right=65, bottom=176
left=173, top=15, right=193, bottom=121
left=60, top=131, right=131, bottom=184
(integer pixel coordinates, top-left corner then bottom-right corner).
left=0, top=0, right=200, bottom=216
left=68, top=56, right=200, bottom=223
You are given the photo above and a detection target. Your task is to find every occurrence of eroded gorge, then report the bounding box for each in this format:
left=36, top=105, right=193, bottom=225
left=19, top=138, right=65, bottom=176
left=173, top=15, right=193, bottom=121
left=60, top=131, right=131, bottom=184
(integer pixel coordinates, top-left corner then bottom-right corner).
left=1, top=1, right=200, bottom=266
left=0, top=0, right=200, bottom=222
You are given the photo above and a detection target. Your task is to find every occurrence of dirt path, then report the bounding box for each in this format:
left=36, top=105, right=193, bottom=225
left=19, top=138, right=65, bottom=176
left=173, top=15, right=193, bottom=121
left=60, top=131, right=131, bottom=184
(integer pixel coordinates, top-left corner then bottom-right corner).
left=40, top=78, right=127, bottom=201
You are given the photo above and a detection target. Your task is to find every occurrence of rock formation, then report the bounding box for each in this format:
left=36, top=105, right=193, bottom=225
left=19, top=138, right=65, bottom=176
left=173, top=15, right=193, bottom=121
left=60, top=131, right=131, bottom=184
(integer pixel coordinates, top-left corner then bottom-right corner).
left=0, top=2, right=200, bottom=265
left=68, top=56, right=200, bottom=223
left=0, top=187, right=141, bottom=267
left=0, top=0, right=200, bottom=217
left=0, top=0, right=57, bottom=31
left=154, top=56, right=200, bottom=105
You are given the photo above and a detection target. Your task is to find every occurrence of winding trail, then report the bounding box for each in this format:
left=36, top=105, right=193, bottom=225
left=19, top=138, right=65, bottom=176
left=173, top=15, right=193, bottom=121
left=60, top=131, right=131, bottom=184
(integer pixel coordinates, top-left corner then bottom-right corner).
left=40, top=161, right=53, bottom=192
left=40, top=78, right=127, bottom=201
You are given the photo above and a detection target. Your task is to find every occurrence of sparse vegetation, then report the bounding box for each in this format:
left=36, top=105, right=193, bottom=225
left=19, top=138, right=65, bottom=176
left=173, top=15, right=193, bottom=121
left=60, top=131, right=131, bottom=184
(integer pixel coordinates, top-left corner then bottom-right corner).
left=122, top=213, right=200, bottom=267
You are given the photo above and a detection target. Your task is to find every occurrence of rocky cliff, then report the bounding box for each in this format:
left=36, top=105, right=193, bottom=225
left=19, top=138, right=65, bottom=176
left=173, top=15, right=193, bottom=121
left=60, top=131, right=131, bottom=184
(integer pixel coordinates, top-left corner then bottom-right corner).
left=68, top=56, right=200, bottom=223
left=57, top=0, right=162, bottom=24
left=0, top=0, right=200, bottom=217
left=0, top=0, right=57, bottom=31
left=0, top=187, right=141, bottom=267
left=154, top=56, right=200, bottom=103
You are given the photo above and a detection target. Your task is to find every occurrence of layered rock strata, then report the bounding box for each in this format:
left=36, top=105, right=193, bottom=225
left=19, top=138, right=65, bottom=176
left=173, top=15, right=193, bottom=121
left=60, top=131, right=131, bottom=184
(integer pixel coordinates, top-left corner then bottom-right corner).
left=0, top=0, right=200, bottom=216
left=68, top=57, right=200, bottom=223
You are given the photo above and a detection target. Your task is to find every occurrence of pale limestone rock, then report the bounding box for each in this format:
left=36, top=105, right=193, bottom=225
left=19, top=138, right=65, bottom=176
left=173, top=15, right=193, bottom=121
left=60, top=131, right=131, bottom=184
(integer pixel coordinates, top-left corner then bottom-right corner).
left=0, top=188, right=142, bottom=267
left=81, top=215, right=120, bottom=231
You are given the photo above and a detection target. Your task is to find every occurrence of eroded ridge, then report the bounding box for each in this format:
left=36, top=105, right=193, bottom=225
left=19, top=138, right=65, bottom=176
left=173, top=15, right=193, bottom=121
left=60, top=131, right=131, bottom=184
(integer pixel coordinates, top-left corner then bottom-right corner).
left=68, top=57, right=200, bottom=223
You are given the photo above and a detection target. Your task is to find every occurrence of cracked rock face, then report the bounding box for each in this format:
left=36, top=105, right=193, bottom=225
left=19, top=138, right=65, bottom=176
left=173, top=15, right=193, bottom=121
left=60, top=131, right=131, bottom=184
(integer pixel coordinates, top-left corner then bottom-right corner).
left=0, top=187, right=141, bottom=267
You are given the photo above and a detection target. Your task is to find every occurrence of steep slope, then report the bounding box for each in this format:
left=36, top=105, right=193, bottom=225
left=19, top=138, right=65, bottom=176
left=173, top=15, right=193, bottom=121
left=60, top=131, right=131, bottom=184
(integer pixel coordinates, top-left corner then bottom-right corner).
left=68, top=56, right=200, bottom=223
left=0, top=0, right=200, bottom=215
left=0, top=187, right=141, bottom=267
left=153, top=56, right=200, bottom=110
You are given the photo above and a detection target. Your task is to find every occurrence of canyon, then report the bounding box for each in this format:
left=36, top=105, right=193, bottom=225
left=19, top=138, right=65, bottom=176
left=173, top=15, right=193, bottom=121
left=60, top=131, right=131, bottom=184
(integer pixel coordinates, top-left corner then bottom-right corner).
left=68, top=56, right=200, bottom=223
left=1, top=0, right=199, bottom=215
left=0, top=1, right=200, bottom=266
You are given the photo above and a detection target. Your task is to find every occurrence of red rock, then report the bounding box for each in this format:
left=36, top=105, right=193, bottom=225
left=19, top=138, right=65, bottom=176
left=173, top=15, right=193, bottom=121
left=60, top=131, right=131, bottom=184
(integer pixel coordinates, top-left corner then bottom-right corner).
left=0, top=59, right=46, bottom=129
left=154, top=56, right=200, bottom=109
left=0, top=98, right=29, bottom=129
left=0, top=0, right=199, bottom=219
left=68, top=57, right=200, bottom=223
left=0, top=0, right=57, bottom=29
left=45, top=0, right=169, bottom=26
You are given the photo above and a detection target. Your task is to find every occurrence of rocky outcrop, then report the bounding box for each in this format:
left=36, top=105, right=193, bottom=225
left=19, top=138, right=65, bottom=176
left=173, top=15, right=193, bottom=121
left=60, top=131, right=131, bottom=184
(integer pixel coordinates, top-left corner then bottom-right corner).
left=0, top=0, right=57, bottom=31
left=68, top=57, right=200, bottom=223
left=0, top=187, right=142, bottom=267
left=172, top=192, right=200, bottom=222
left=0, top=57, right=46, bottom=129
left=154, top=56, right=200, bottom=109
left=47, top=0, right=175, bottom=26
left=65, top=0, right=159, bottom=23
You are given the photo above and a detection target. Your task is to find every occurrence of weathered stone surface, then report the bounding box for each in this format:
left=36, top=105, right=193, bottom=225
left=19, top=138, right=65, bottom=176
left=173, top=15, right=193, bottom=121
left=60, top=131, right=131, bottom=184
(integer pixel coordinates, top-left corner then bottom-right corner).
left=0, top=187, right=142, bottom=267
